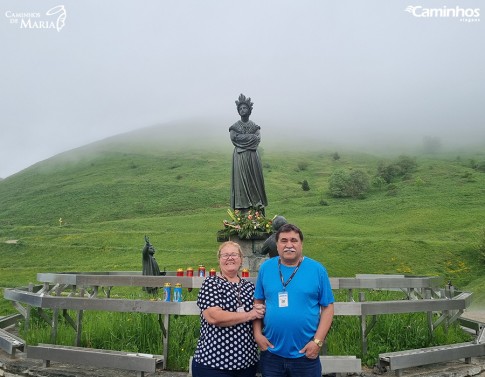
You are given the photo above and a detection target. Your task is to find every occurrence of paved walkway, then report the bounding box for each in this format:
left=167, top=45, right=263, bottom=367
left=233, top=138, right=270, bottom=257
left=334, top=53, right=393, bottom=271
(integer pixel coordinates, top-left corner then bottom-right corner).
left=3, top=349, right=485, bottom=377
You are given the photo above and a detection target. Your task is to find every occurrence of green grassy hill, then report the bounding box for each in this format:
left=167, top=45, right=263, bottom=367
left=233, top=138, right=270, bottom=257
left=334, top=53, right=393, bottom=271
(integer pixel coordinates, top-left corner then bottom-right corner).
left=1, top=124, right=485, bottom=315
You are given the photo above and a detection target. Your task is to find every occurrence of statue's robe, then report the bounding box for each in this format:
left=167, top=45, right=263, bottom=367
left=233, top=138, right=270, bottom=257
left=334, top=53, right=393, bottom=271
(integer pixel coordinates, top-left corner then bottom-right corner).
left=229, top=120, right=268, bottom=211
left=142, top=244, right=160, bottom=293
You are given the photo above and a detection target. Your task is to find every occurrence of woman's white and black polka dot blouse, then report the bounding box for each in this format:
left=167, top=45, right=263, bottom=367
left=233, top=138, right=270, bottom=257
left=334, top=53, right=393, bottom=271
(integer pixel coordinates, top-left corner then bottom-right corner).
left=193, top=276, right=259, bottom=370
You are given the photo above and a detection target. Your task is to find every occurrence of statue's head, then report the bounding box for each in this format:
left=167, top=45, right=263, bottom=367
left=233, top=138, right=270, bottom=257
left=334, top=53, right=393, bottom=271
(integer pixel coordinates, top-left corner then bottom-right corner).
left=272, top=216, right=288, bottom=231
left=148, top=244, right=155, bottom=255
left=144, top=235, right=155, bottom=255
left=235, top=93, right=253, bottom=116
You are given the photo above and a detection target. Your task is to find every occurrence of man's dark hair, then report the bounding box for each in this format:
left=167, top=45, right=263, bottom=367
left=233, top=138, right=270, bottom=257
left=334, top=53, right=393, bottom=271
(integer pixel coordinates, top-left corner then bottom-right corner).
left=275, top=223, right=304, bottom=242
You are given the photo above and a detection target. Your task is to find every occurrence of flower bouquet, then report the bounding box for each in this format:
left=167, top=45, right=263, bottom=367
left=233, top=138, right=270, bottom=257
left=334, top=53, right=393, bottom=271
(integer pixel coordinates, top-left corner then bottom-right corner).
left=219, top=208, right=272, bottom=240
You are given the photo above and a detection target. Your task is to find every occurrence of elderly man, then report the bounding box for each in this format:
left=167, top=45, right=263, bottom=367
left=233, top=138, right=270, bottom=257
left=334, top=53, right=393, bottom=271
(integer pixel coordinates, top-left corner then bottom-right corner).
left=253, top=224, right=334, bottom=377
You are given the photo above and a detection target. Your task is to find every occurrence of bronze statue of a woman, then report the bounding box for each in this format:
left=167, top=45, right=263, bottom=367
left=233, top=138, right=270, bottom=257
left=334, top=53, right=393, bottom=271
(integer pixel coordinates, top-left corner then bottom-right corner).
left=142, top=235, right=161, bottom=294
left=229, top=94, right=268, bottom=214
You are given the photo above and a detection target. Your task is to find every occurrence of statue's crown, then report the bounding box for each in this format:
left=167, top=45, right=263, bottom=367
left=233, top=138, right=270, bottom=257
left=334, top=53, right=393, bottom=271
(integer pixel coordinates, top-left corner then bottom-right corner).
left=235, top=93, right=253, bottom=110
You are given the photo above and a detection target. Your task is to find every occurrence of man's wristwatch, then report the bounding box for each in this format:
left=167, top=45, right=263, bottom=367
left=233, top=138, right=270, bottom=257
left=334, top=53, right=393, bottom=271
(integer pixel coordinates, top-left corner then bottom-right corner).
left=313, top=338, right=323, bottom=347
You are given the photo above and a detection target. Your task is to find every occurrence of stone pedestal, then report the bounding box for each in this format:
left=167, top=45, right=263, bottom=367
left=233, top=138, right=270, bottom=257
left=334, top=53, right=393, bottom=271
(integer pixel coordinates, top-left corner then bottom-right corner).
left=229, top=236, right=266, bottom=255
left=241, top=254, right=268, bottom=273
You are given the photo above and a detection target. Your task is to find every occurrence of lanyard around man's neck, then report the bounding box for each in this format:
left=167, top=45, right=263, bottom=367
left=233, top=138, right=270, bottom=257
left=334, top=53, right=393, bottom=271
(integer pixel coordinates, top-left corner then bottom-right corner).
left=278, top=257, right=303, bottom=291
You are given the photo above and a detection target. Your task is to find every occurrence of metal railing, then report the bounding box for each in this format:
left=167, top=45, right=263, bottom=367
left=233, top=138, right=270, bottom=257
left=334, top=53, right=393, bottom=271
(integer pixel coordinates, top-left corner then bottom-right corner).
left=2, top=272, right=479, bottom=375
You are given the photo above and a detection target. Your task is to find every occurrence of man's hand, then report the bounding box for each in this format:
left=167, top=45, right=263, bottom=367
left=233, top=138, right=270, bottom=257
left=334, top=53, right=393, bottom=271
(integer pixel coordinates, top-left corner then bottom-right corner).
left=254, top=334, right=274, bottom=352
left=299, top=340, right=320, bottom=359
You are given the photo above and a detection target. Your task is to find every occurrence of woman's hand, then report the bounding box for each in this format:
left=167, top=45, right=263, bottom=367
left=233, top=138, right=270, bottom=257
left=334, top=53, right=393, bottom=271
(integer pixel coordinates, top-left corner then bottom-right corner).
left=203, top=303, right=265, bottom=327
left=253, top=303, right=265, bottom=318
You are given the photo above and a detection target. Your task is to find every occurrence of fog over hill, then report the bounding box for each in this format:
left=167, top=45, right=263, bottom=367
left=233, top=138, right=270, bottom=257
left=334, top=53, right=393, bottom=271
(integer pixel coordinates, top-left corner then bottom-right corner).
left=10, top=116, right=485, bottom=178
left=2, top=1, right=483, bottom=179
left=2, top=115, right=485, bottom=181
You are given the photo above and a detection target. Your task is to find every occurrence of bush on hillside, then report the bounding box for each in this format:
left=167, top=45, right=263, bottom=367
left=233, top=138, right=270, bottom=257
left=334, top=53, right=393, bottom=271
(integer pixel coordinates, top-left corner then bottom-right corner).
left=396, top=155, right=418, bottom=174
left=376, top=162, right=401, bottom=184
left=296, top=161, right=309, bottom=171
left=372, top=176, right=387, bottom=190
left=376, top=155, right=417, bottom=183
left=473, top=161, right=485, bottom=173
left=328, top=168, right=370, bottom=199
left=301, top=180, right=310, bottom=191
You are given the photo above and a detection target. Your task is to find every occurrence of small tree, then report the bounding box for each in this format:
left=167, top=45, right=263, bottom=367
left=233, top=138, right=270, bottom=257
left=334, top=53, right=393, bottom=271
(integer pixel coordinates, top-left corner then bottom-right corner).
left=328, top=169, right=351, bottom=198
left=372, top=176, right=387, bottom=190
left=376, top=155, right=417, bottom=183
left=297, top=161, right=309, bottom=171
left=473, top=161, right=485, bottom=173
left=301, top=180, right=310, bottom=191
left=376, top=162, right=402, bottom=183
left=348, top=170, right=370, bottom=198
left=396, top=155, right=417, bottom=174
left=328, top=169, right=369, bottom=198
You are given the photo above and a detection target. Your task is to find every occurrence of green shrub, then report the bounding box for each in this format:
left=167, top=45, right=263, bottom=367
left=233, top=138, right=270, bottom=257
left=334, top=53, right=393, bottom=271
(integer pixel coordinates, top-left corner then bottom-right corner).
left=301, top=180, right=310, bottom=191
left=376, top=163, right=401, bottom=183
left=414, top=177, right=425, bottom=186
left=376, top=155, right=417, bottom=183
left=473, top=161, right=485, bottom=173
left=328, top=169, right=370, bottom=198
left=396, top=155, right=418, bottom=174
left=297, top=161, right=309, bottom=171
left=372, top=176, right=387, bottom=190
left=328, top=169, right=350, bottom=198
left=348, top=170, right=370, bottom=198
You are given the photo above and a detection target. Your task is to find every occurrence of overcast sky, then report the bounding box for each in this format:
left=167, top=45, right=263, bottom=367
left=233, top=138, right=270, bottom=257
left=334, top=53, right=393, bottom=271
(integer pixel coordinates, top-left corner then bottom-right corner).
left=1, top=0, right=483, bottom=178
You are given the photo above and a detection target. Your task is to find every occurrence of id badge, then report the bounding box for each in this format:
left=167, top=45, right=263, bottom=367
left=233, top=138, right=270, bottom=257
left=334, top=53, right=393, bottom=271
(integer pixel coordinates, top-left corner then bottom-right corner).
left=237, top=306, right=245, bottom=312
left=278, top=291, right=288, bottom=307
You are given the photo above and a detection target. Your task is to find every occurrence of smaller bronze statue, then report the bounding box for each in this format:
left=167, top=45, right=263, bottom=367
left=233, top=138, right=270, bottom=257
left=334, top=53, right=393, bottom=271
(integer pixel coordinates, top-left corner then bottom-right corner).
left=260, top=216, right=288, bottom=258
left=142, top=235, right=161, bottom=294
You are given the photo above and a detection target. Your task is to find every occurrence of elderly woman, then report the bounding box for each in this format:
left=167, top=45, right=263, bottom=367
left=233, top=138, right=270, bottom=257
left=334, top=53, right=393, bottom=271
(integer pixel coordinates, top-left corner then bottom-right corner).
left=229, top=94, right=268, bottom=215
left=192, top=241, right=265, bottom=377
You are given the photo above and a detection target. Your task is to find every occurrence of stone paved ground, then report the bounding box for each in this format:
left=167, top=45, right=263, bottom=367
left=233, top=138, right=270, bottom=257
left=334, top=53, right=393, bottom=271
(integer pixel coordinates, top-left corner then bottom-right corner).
left=3, top=349, right=485, bottom=377
left=462, top=308, right=485, bottom=324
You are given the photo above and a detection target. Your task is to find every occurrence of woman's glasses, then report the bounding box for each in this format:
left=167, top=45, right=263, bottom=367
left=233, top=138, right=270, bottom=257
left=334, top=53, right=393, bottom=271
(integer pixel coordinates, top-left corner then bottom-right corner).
left=219, top=253, right=240, bottom=259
